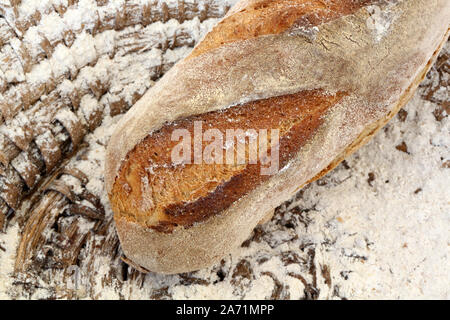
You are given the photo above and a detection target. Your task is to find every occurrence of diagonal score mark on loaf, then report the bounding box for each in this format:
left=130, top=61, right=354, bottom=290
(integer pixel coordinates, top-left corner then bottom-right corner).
left=189, top=0, right=378, bottom=59
left=112, top=90, right=346, bottom=232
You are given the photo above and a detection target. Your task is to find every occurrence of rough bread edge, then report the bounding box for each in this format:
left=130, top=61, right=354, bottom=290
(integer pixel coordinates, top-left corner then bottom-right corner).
left=299, top=29, right=450, bottom=192
left=115, top=30, right=450, bottom=274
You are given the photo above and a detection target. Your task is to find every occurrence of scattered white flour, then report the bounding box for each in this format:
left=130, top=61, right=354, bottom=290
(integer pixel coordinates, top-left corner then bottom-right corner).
left=366, top=2, right=399, bottom=42
left=0, top=223, right=20, bottom=299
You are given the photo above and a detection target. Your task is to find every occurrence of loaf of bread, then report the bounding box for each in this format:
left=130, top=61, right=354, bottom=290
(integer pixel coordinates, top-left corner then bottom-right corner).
left=106, top=0, right=450, bottom=274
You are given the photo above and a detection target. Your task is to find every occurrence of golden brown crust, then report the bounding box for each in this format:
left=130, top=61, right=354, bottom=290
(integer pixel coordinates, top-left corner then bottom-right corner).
left=111, top=90, right=346, bottom=231
left=190, top=0, right=376, bottom=59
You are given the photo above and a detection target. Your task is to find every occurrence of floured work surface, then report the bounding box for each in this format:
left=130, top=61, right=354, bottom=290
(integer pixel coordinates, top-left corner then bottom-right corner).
left=0, top=0, right=449, bottom=299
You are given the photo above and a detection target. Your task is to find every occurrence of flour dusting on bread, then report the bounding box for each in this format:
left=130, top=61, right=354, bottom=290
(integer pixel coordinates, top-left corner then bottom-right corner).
left=105, top=0, right=450, bottom=274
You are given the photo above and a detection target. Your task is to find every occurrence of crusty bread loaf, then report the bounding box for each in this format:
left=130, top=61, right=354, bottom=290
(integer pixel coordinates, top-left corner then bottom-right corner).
left=106, top=0, right=450, bottom=274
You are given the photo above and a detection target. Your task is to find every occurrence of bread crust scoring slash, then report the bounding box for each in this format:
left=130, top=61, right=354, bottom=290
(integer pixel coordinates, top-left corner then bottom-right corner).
left=106, top=0, right=450, bottom=274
